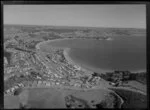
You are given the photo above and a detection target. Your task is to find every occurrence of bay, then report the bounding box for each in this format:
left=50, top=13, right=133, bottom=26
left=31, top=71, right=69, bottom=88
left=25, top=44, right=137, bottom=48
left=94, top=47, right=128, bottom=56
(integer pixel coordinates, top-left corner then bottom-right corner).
left=43, top=36, right=146, bottom=73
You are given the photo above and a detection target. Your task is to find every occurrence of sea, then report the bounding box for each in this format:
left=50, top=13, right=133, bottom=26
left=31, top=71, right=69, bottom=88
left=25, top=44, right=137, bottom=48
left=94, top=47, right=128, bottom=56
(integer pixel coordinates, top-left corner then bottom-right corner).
left=40, top=36, right=146, bottom=73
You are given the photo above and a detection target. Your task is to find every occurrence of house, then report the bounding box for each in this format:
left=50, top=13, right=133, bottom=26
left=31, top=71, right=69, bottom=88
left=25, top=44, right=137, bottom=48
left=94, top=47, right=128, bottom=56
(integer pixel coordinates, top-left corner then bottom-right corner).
left=114, top=71, right=130, bottom=81
left=74, top=65, right=81, bottom=70
left=38, top=81, right=42, bottom=85
left=55, top=82, right=60, bottom=85
left=36, top=76, right=41, bottom=79
left=51, top=82, right=55, bottom=86
left=4, top=57, right=8, bottom=65
left=14, top=86, right=19, bottom=89
left=122, top=71, right=130, bottom=80
left=43, top=81, right=47, bottom=85
left=25, top=72, right=30, bottom=75
left=6, top=90, right=10, bottom=94
left=46, top=82, right=51, bottom=86
left=74, top=83, right=81, bottom=87
left=32, top=81, right=37, bottom=87
left=10, top=88, right=15, bottom=92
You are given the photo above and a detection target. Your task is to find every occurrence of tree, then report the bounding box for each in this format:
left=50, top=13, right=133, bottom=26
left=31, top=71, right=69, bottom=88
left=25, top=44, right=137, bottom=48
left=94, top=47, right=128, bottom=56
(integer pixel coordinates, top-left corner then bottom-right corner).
left=14, top=88, right=23, bottom=96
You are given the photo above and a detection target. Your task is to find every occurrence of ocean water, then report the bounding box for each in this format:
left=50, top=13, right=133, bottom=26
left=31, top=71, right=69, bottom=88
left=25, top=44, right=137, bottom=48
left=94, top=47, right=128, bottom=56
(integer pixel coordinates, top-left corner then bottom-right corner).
left=44, top=36, right=146, bottom=73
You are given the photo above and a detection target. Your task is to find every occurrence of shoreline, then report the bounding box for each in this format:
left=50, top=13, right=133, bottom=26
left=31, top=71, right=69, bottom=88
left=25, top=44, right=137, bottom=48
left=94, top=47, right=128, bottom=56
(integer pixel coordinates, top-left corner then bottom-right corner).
left=27, top=38, right=147, bottom=108
left=63, top=48, right=146, bottom=74
left=64, top=48, right=111, bottom=74
left=36, top=38, right=146, bottom=74
left=63, top=48, right=94, bottom=74
left=36, top=38, right=108, bottom=75
left=36, top=38, right=116, bottom=74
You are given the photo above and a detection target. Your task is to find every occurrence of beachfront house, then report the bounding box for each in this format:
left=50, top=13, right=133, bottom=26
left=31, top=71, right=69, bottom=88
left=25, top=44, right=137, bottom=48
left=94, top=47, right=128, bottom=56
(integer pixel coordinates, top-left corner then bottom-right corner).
left=114, top=71, right=130, bottom=81
left=74, top=65, right=81, bottom=70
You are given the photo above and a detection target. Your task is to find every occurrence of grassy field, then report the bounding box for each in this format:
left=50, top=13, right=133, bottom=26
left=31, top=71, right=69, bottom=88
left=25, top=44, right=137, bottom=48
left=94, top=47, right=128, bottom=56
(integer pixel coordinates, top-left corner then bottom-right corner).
left=4, top=87, right=123, bottom=109
left=22, top=88, right=66, bottom=108
left=5, top=87, right=147, bottom=109
left=122, top=81, right=147, bottom=93
left=4, top=95, right=20, bottom=109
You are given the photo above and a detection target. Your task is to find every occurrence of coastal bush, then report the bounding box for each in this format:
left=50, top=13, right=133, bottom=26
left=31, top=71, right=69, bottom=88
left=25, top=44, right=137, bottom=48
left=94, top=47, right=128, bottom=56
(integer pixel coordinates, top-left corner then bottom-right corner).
left=95, top=101, right=107, bottom=108
left=14, top=88, right=23, bottom=96
left=90, top=92, right=121, bottom=108
left=65, top=95, right=90, bottom=108
left=135, top=72, right=146, bottom=84
left=110, top=88, right=147, bottom=108
left=19, top=103, right=30, bottom=109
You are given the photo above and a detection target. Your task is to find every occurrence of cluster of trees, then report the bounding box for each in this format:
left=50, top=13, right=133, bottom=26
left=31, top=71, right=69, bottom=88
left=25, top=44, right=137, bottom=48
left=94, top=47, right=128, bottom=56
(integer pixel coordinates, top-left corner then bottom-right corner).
left=93, top=92, right=120, bottom=108
left=134, top=72, right=146, bottom=84
left=65, top=95, right=90, bottom=108
left=98, top=71, right=146, bottom=84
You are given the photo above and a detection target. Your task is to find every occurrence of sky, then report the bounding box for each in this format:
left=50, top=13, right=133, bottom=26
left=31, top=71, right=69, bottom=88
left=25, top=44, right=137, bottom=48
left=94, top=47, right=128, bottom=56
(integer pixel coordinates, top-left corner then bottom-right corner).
left=4, top=5, right=146, bottom=28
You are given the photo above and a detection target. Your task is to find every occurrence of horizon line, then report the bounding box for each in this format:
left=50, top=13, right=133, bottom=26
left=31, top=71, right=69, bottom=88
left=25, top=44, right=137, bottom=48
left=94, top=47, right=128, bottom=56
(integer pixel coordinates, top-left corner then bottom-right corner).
left=4, top=23, right=146, bottom=29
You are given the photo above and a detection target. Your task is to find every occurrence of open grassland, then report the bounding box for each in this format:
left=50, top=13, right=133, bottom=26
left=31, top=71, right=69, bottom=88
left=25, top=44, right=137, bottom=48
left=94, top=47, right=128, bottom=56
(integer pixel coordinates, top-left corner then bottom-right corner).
left=4, top=87, right=123, bottom=109
left=21, top=88, right=66, bottom=108
left=121, top=81, right=147, bottom=93
left=4, top=95, right=20, bottom=109
left=4, top=87, right=147, bottom=109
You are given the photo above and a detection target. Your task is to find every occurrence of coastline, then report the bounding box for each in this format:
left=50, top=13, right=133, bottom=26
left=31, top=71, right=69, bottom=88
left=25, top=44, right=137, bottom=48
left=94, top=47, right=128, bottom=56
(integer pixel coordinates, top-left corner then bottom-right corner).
left=64, top=48, right=146, bottom=73
left=36, top=38, right=108, bottom=75
left=36, top=38, right=146, bottom=75
left=63, top=48, right=94, bottom=74
left=63, top=48, right=146, bottom=74
left=34, top=38, right=147, bottom=108
left=36, top=38, right=99, bottom=75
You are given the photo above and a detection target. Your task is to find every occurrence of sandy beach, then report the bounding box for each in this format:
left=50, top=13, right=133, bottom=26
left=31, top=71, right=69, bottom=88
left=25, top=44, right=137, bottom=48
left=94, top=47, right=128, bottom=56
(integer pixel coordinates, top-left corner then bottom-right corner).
left=63, top=48, right=94, bottom=74
left=36, top=38, right=99, bottom=75
left=36, top=38, right=109, bottom=74
left=64, top=48, right=112, bottom=74
left=36, top=38, right=146, bottom=75
left=64, top=48, right=146, bottom=74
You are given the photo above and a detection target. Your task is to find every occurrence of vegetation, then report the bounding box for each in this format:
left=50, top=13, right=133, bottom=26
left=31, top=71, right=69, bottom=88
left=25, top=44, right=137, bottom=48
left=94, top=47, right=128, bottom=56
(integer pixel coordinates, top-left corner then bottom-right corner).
left=65, top=95, right=90, bottom=108
left=99, top=71, right=146, bottom=85
left=94, top=92, right=121, bottom=108
left=135, top=72, right=146, bottom=84
left=4, top=24, right=146, bottom=109
left=110, top=88, right=147, bottom=108
left=14, top=88, right=23, bottom=96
